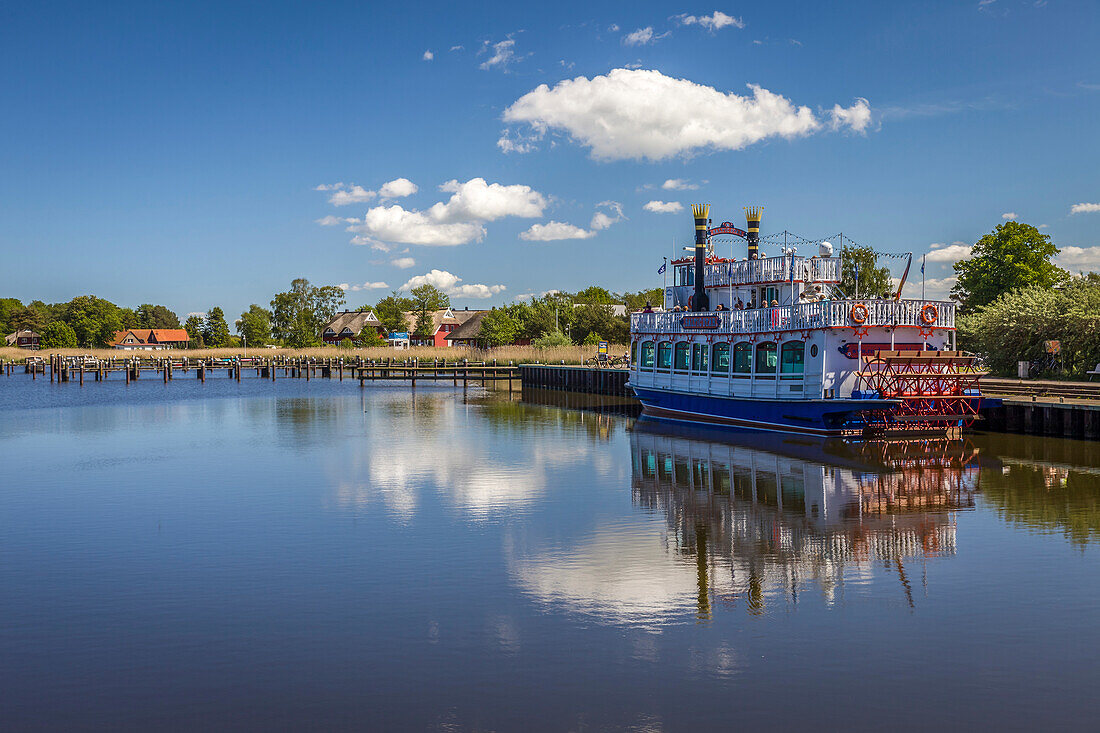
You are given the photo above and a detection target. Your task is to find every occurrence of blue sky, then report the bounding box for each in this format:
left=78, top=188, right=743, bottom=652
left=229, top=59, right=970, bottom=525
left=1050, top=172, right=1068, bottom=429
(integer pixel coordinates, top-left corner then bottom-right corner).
left=2, top=0, right=1098, bottom=319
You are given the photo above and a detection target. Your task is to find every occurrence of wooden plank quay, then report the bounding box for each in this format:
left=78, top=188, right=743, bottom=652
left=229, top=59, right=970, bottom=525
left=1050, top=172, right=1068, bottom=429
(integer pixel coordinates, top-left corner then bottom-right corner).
left=519, top=364, right=632, bottom=397
left=2, top=354, right=523, bottom=389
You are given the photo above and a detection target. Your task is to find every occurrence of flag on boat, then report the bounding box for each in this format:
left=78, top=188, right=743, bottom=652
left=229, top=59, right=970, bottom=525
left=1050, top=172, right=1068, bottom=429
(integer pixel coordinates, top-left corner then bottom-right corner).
left=657, top=262, right=666, bottom=275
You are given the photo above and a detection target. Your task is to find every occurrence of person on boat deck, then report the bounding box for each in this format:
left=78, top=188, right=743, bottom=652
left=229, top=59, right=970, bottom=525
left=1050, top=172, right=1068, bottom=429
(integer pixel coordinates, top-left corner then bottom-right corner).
left=715, top=303, right=725, bottom=311
left=770, top=299, right=779, bottom=307
left=735, top=298, right=744, bottom=309
left=642, top=301, right=654, bottom=313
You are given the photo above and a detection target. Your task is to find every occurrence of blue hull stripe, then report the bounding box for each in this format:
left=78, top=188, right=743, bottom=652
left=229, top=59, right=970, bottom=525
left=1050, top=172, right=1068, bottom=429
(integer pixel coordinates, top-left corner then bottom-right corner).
left=630, top=386, right=894, bottom=436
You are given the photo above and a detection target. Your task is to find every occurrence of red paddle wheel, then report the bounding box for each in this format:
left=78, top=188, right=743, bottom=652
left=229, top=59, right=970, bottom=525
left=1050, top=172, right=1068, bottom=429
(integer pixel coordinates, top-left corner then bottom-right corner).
left=853, top=351, right=986, bottom=437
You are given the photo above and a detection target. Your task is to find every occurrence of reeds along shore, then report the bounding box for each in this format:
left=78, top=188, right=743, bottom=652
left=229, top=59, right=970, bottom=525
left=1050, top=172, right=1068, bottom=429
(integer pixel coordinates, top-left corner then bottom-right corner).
left=0, top=344, right=627, bottom=365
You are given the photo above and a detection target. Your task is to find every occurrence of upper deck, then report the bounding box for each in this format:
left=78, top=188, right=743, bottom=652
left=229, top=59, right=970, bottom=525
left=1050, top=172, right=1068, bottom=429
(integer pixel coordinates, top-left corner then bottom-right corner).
left=632, top=298, right=955, bottom=336
left=671, top=255, right=842, bottom=288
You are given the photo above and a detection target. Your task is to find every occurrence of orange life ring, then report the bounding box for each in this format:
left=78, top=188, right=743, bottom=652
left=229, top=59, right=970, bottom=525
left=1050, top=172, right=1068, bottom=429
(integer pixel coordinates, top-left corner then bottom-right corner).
left=850, top=303, right=869, bottom=324
left=920, top=303, right=938, bottom=326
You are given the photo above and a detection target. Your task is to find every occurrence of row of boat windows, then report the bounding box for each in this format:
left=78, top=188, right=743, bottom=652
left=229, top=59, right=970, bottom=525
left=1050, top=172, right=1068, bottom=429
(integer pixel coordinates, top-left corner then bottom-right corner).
left=632, top=340, right=806, bottom=377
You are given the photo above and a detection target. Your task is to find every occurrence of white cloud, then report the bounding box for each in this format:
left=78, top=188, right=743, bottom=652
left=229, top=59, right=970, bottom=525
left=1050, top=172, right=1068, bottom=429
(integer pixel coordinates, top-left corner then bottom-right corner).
left=379, top=177, right=418, bottom=199
left=344, top=178, right=546, bottom=247
left=315, top=215, right=347, bottom=226
left=608, top=24, right=620, bottom=32
left=898, top=276, right=957, bottom=300
left=1002, top=211, right=1018, bottom=220
left=829, top=98, right=872, bottom=133
left=623, top=27, right=656, bottom=46
left=480, top=38, right=518, bottom=71
left=314, top=183, right=344, bottom=191
left=925, top=242, right=973, bottom=263
left=519, top=221, right=596, bottom=241
left=429, top=178, right=546, bottom=222
left=644, top=200, right=684, bottom=213
left=339, top=281, right=390, bottom=292
left=520, top=201, right=624, bottom=241
left=450, top=45, right=464, bottom=51
left=422, top=49, right=433, bottom=61
left=390, top=256, right=416, bottom=269
left=1056, top=246, right=1100, bottom=271
left=500, top=69, right=873, bottom=161
left=329, top=184, right=377, bottom=206
left=401, top=269, right=505, bottom=299
left=351, top=205, right=485, bottom=246
left=1070, top=202, right=1100, bottom=215
left=662, top=178, right=698, bottom=190
left=589, top=200, right=625, bottom=230
left=496, top=129, right=541, bottom=154
left=676, top=11, right=745, bottom=31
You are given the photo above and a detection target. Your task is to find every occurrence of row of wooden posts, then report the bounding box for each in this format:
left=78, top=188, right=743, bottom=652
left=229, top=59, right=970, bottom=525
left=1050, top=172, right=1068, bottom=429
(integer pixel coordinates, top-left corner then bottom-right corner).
left=2, top=354, right=522, bottom=387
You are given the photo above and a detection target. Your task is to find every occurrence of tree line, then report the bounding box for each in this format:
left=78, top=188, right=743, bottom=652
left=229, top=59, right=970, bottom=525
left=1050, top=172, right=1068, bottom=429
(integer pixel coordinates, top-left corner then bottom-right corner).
left=954, top=221, right=1099, bottom=378
left=1, top=279, right=663, bottom=350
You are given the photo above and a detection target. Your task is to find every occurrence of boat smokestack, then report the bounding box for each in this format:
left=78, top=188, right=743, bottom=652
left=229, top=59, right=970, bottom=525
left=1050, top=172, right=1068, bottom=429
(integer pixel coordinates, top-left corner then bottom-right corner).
left=691, top=204, right=710, bottom=312
left=745, top=206, right=762, bottom=259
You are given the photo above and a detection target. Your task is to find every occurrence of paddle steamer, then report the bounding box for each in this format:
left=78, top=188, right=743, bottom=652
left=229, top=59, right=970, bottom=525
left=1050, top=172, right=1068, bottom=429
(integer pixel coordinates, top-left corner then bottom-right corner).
left=628, top=205, right=984, bottom=436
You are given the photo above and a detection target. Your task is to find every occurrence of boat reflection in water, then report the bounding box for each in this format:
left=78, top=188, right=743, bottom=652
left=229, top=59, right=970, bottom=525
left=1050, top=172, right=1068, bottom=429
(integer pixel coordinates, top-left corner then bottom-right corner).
left=630, top=419, right=980, bottom=616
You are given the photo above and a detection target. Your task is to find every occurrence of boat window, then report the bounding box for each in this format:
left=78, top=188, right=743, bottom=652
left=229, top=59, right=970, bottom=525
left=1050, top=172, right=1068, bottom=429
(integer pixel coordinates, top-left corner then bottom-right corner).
left=711, top=343, right=730, bottom=376
left=691, top=343, right=708, bottom=372
left=781, top=341, right=805, bottom=378
left=755, top=342, right=778, bottom=375
left=640, top=341, right=655, bottom=369
left=733, top=341, right=752, bottom=376
left=657, top=341, right=672, bottom=370
left=631, top=341, right=637, bottom=365
left=674, top=342, right=690, bottom=371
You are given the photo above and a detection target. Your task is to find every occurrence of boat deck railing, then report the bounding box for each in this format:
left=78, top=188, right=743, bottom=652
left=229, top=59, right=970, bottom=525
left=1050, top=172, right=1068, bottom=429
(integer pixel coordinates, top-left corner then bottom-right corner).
left=700, top=255, right=842, bottom=288
left=632, top=298, right=955, bottom=335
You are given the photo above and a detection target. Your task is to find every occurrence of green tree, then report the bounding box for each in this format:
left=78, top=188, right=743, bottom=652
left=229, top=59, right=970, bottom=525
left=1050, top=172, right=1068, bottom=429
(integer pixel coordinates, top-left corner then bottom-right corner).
left=235, top=304, right=272, bottom=347
left=356, top=328, right=386, bottom=347
left=63, top=295, right=123, bottom=347
left=957, top=278, right=1100, bottom=377
left=184, top=314, right=205, bottom=348
left=532, top=330, right=572, bottom=348
left=0, top=298, right=24, bottom=335
left=478, top=308, right=519, bottom=347
left=136, top=304, right=181, bottom=329
left=621, top=288, right=664, bottom=312
left=573, top=285, right=616, bottom=304
left=410, top=284, right=450, bottom=336
left=840, top=245, right=893, bottom=299
left=527, top=293, right=574, bottom=338
left=372, top=292, right=413, bottom=334
left=573, top=303, right=628, bottom=344
left=953, top=221, right=1069, bottom=310
left=203, top=307, right=231, bottom=347
left=270, top=278, right=347, bottom=347
left=39, top=321, right=79, bottom=348
left=7, top=304, right=46, bottom=334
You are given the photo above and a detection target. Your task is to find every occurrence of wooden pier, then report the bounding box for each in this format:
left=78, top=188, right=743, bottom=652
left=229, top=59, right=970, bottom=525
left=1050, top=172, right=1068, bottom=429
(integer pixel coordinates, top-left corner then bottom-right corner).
left=0, top=355, right=521, bottom=387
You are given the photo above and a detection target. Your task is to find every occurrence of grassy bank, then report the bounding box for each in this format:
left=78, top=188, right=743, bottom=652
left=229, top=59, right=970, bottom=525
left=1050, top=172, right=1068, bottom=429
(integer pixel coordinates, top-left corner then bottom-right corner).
left=0, top=344, right=627, bottom=365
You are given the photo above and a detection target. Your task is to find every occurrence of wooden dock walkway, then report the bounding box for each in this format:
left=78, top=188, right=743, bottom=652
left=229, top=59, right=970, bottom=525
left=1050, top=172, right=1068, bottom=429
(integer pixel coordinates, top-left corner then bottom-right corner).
left=1, top=354, right=521, bottom=387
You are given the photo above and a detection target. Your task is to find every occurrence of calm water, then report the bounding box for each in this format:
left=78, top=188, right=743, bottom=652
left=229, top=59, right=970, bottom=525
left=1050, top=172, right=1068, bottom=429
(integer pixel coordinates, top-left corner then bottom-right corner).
left=1, top=374, right=1099, bottom=731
